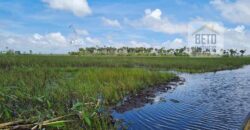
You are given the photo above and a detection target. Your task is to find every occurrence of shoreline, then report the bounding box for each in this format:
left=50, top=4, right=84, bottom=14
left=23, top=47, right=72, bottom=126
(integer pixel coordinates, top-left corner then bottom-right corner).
left=112, top=76, right=185, bottom=113
left=243, top=113, right=250, bottom=130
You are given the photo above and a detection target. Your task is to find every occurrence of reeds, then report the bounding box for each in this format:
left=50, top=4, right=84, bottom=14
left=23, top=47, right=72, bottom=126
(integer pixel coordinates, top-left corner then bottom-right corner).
left=0, top=66, right=175, bottom=129
left=0, top=55, right=250, bottom=72
left=1, top=55, right=250, bottom=129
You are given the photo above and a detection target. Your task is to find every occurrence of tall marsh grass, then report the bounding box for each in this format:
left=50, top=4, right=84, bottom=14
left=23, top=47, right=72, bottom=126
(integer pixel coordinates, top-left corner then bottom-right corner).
left=1, top=55, right=250, bottom=72
left=1, top=55, right=250, bottom=129
left=0, top=67, right=175, bottom=129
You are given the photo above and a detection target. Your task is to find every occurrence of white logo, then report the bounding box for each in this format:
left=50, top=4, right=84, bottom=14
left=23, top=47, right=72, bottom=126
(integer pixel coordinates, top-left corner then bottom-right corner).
left=188, top=23, right=224, bottom=55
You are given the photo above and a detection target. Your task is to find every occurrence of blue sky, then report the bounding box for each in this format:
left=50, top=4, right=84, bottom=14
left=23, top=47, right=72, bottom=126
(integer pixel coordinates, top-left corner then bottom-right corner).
left=0, top=0, right=250, bottom=53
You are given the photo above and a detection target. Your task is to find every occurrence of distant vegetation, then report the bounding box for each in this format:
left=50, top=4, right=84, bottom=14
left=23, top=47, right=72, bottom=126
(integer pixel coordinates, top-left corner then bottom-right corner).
left=67, top=47, right=247, bottom=57
left=0, top=55, right=250, bottom=73
left=1, top=55, right=250, bottom=129
left=1, top=46, right=247, bottom=57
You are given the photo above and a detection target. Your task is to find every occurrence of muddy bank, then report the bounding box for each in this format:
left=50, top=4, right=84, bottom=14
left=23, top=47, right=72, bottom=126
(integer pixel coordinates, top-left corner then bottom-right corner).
left=243, top=112, right=250, bottom=130
left=113, top=77, right=185, bottom=113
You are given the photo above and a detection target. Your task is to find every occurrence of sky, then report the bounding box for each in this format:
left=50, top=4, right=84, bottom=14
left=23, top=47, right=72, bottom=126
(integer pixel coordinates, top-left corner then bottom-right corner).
left=0, top=0, right=250, bottom=54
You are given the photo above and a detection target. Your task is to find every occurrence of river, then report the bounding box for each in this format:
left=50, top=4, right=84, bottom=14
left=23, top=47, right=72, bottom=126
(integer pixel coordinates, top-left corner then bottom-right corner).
left=112, top=66, right=250, bottom=130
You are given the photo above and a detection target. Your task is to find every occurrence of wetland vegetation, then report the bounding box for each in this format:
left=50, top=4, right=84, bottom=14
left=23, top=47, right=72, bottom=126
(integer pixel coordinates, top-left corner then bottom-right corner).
left=1, top=55, right=250, bottom=129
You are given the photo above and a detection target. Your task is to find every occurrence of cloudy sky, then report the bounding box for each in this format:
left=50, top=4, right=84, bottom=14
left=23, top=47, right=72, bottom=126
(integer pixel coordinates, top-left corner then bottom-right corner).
left=0, top=0, right=250, bottom=54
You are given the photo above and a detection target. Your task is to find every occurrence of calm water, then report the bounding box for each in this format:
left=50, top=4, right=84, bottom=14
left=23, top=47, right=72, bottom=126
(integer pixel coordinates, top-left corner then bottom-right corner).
left=112, top=66, right=250, bottom=130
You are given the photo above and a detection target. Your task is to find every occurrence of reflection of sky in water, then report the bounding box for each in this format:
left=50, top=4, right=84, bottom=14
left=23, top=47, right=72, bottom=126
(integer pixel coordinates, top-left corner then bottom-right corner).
left=113, top=66, right=250, bottom=130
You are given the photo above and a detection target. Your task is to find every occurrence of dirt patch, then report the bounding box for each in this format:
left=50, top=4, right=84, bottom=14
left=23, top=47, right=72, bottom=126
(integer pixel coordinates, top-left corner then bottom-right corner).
left=113, top=77, right=185, bottom=113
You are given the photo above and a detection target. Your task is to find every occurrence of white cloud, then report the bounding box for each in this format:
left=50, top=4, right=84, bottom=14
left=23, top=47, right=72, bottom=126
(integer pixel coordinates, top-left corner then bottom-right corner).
left=42, top=0, right=92, bottom=17
left=6, top=38, right=16, bottom=44
left=228, top=25, right=245, bottom=33
left=211, top=0, right=250, bottom=24
left=224, top=25, right=250, bottom=52
left=164, top=38, right=186, bottom=49
left=145, top=9, right=162, bottom=20
left=0, top=31, right=103, bottom=54
left=30, top=32, right=68, bottom=47
left=0, top=32, right=69, bottom=54
left=131, top=9, right=187, bottom=34
left=85, top=37, right=101, bottom=45
left=107, top=39, right=186, bottom=49
left=45, top=32, right=67, bottom=44
left=68, top=27, right=100, bottom=46
left=106, top=40, right=152, bottom=48
left=128, top=40, right=151, bottom=48
left=102, top=17, right=121, bottom=28
left=33, top=33, right=43, bottom=40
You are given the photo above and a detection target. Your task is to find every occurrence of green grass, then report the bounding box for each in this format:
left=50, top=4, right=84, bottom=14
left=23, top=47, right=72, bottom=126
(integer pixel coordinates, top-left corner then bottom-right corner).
left=1, top=55, right=250, bottom=72
left=1, top=55, right=250, bottom=129
left=0, top=66, right=175, bottom=129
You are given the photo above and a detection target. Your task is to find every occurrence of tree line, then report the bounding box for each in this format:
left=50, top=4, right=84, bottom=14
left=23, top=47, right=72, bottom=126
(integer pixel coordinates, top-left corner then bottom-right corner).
left=69, top=47, right=247, bottom=57
left=0, top=46, right=247, bottom=56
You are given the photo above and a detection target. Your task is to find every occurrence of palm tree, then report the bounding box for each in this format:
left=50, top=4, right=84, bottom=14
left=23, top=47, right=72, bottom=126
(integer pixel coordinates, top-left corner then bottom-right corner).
left=240, top=50, right=246, bottom=56
left=222, top=49, right=229, bottom=56
left=86, top=47, right=96, bottom=54
left=159, top=47, right=166, bottom=55
left=229, top=49, right=237, bottom=56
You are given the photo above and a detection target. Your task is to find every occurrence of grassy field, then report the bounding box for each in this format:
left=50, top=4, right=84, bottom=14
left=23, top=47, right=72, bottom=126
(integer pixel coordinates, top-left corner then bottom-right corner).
left=1, top=55, right=250, bottom=72
left=1, top=55, right=250, bottom=129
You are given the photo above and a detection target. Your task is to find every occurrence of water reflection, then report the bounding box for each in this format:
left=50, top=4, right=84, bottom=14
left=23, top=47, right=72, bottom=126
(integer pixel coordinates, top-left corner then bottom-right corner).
left=113, top=66, right=250, bottom=130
